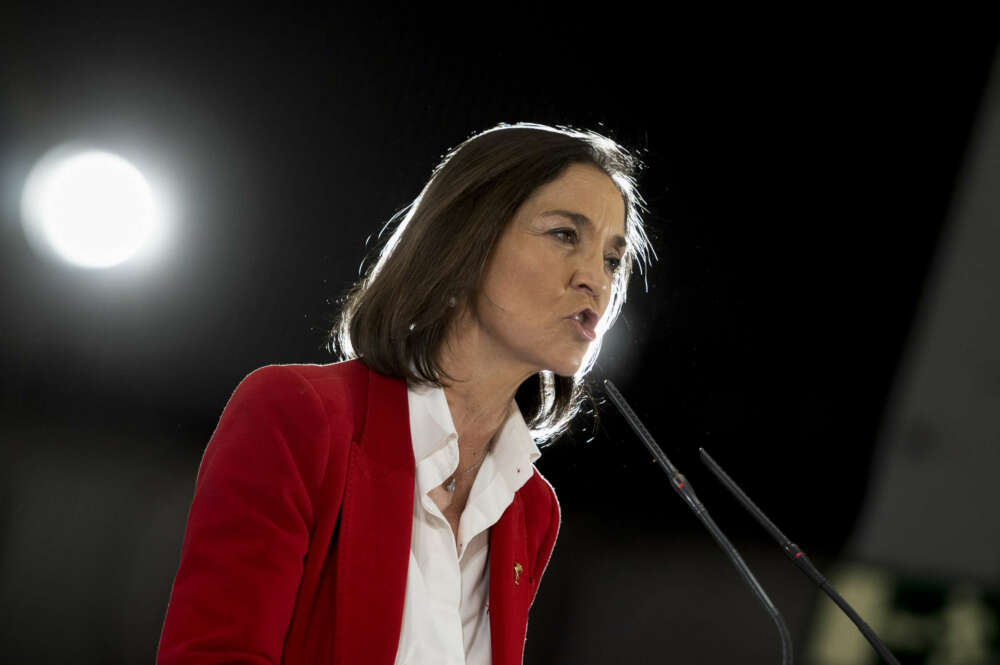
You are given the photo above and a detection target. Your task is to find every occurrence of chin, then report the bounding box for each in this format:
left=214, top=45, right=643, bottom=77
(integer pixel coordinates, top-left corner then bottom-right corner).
left=526, top=343, right=592, bottom=379
left=549, top=342, right=602, bottom=379
left=547, top=357, right=586, bottom=379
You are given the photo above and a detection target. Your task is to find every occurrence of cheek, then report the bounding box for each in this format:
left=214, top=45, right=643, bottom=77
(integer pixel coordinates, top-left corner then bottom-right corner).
left=488, top=248, right=559, bottom=314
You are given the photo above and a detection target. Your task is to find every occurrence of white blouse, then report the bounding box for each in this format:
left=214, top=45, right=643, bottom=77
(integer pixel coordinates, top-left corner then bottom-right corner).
left=392, top=380, right=541, bottom=665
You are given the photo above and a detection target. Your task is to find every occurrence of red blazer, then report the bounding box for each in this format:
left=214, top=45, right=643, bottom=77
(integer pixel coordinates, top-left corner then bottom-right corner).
left=157, top=359, right=560, bottom=665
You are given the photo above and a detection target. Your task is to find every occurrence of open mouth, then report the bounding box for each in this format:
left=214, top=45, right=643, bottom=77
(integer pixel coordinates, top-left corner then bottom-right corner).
left=568, top=309, right=598, bottom=340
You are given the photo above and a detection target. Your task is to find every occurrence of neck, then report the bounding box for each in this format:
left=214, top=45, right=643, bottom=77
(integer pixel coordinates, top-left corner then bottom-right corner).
left=437, top=309, right=534, bottom=459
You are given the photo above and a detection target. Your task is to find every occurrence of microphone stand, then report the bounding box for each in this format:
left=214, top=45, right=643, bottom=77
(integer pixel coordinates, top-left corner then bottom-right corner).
left=603, top=380, right=793, bottom=665
left=698, top=448, right=901, bottom=665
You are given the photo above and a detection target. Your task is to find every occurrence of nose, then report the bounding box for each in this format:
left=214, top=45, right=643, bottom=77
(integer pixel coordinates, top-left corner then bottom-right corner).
left=570, top=251, right=612, bottom=310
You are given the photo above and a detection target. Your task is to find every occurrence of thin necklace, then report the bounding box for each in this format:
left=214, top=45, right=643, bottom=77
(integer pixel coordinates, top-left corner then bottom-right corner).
left=444, top=455, right=486, bottom=492
left=444, top=405, right=510, bottom=492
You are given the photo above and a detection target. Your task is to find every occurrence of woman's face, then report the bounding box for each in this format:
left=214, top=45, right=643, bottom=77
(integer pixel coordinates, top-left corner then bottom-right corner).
left=471, top=162, right=627, bottom=378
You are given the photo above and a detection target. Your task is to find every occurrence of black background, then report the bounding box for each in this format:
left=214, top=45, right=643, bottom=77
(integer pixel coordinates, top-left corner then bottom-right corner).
left=2, top=6, right=997, bottom=663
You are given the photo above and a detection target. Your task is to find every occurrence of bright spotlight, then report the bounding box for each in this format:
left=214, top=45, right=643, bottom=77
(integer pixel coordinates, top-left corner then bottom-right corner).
left=21, top=145, right=165, bottom=269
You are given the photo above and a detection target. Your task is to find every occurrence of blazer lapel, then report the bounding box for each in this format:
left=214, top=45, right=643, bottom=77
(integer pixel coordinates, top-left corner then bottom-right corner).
left=331, top=366, right=415, bottom=665
left=489, top=492, right=531, bottom=665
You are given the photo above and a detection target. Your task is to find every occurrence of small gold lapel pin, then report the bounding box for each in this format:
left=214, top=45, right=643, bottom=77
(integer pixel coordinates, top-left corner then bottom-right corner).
left=513, top=562, right=523, bottom=585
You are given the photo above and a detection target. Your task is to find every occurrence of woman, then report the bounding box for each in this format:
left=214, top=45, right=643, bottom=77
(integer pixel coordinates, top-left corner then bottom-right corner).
left=157, top=122, right=652, bottom=665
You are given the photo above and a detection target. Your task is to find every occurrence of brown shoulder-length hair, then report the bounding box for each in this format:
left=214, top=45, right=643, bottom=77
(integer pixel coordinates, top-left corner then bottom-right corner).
left=329, top=122, right=653, bottom=443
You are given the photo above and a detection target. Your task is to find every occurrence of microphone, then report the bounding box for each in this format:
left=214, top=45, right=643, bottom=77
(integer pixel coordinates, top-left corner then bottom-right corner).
left=602, top=380, right=793, bottom=665
left=698, top=447, right=901, bottom=665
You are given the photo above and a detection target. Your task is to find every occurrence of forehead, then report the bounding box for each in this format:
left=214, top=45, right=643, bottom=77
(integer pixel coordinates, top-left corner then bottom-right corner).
left=522, top=163, right=627, bottom=236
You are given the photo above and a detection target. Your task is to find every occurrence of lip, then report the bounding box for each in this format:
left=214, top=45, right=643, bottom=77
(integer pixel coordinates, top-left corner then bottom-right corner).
left=568, top=317, right=597, bottom=341
left=566, top=308, right=598, bottom=340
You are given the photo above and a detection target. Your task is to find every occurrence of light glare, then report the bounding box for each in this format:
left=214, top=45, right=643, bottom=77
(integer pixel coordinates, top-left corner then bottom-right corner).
left=21, top=147, right=162, bottom=268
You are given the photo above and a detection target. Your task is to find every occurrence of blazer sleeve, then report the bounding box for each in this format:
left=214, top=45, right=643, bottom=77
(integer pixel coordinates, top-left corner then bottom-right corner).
left=157, top=365, right=330, bottom=665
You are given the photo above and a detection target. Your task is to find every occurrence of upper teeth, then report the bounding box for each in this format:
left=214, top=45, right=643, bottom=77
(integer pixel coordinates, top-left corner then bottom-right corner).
left=575, top=313, right=585, bottom=322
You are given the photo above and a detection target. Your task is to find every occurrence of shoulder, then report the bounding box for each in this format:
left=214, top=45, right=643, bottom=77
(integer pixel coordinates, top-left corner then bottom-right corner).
left=240, top=357, right=371, bottom=399
left=230, top=359, right=378, bottom=444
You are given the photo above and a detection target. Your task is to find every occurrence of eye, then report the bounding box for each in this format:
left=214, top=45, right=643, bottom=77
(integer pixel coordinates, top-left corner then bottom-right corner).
left=605, top=256, right=622, bottom=274
left=550, top=228, right=578, bottom=244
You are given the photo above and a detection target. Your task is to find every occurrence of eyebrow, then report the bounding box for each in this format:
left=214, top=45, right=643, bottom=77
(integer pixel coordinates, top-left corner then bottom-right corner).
left=540, top=209, right=627, bottom=251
